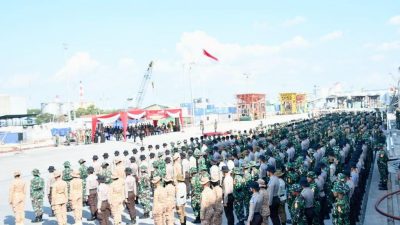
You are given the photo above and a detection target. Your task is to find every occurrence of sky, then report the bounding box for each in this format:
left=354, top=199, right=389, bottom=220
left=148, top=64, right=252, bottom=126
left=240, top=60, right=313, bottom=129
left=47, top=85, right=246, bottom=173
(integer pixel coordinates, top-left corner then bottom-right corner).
left=0, top=1, right=400, bottom=109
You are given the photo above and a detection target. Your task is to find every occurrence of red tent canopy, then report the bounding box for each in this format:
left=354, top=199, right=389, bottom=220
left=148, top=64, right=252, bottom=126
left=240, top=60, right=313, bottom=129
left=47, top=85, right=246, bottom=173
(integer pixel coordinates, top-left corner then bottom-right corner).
left=91, top=108, right=183, bottom=141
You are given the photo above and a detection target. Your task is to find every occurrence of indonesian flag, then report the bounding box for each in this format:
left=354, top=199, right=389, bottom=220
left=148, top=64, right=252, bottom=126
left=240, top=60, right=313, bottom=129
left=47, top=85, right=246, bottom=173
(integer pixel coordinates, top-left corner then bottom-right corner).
left=203, top=49, right=219, bottom=61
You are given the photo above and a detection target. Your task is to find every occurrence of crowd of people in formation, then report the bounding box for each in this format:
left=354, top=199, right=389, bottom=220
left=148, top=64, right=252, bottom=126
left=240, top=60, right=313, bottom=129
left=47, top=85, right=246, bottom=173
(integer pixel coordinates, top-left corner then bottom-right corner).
left=92, top=121, right=178, bottom=143
left=9, top=111, right=387, bottom=225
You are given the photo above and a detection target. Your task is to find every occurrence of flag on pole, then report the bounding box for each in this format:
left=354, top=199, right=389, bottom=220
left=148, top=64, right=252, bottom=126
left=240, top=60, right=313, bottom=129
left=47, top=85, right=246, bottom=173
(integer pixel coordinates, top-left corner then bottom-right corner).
left=203, top=49, right=219, bottom=61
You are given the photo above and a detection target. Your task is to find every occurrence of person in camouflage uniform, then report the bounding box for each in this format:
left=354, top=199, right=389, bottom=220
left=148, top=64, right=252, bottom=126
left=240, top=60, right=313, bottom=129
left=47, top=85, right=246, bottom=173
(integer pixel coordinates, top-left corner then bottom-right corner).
left=291, top=184, right=307, bottom=225
left=286, top=162, right=299, bottom=191
left=78, top=159, right=88, bottom=205
left=30, top=168, right=45, bottom=223
left=377, top=146, right=388, bottom=190
left=307, top=171, right=320, bottom=225
left=139, top=165, right=151, bottom=219
left=233, top=167, right=246, bottom=225
left=242, top=163, right=252, bottom=218
left=190, top=167, right=202, bottom=223
left=62, top=161, right=73, bottom=212
left=332, top=183, right=350, bottom=225
left=100, top=162, right=112, bottom=184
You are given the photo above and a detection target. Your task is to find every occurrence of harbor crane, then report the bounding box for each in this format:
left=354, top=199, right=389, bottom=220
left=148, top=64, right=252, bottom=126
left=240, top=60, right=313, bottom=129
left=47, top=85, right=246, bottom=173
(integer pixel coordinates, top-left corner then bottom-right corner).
left=134, top=61, right=154, bottom=108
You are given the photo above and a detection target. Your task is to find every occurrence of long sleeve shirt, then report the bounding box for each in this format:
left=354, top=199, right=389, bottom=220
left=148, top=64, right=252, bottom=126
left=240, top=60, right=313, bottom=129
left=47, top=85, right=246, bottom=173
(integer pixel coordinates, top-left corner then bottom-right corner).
left=247, top=192, right=263, bottom=222
left=223, top=174, right=233, bottom=204
left=125, top=175, right=137, bottom=198
left=267, top=175, right=279, bottom=206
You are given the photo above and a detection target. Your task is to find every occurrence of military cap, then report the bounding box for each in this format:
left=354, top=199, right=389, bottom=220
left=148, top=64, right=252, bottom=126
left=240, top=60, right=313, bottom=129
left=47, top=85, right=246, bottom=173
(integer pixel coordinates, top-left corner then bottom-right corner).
left=286, top=162, right=294, bottom=169
left=200, top=176, right=210, bottom=185
left=177, top=141, right=181, bottom=145
left=48, top=166, right=55, bottom=172
left=132, top=148, right=138, bottom=153
left=78, top=159, right=86, bottom=164
left=337, top=173, right=346, bottom=182
left=140, top=165, right=147, bottom=172
left=92, top=155, right=99, bottom=160
left=221, top=166, right=229, bottom=173
left=183, top=139, right=187, bottom=143
left=170, top=141, right=175, bottom=146
left=249, top=181, right=260, bottom=190
left=125, top=167, right=132, bottom=175
left=259, top=155, right=266, bottom=161
left=32, top=169, right=40, bottom=176
left=307, top=171, right=316, bottom=179
left=87, top=166, right=94, bottom=173
left=232, top=167, right=243, bottom=175
left=151, top=176, right=161, bottom=184
left=266, top=165, right=275, bottom=173
left=114, top=151, right=120, bottom=156
left=140, top=147, right=145, bottom=151
left=64, top=161, right=71, bottom=167
left=129, top=156, right=136, bottom=162
left=155, top=144, right=160, bottom=149
left=158, top=152, right=163, bottom=157
left=242, top=162, right=249, bottom=169
left=165, top=150, right=171, bottom=155
left=101, top=162, right=109, bottom=167
left=257, top=179, right=266, bottom=188
left=164, top=176, right=173, bottom=182
left=163, top=143, right=168, bottom=146
left=150, top=152, right=155, bottom=158
left=299, top=177, right=309, bottom=187
left=275, top=169, right=284, bottom=177
left=140, top=155, right=146, bottom=160
left=103, top=153, right=109, bottom=157
left=194, top=149, right=202, bottom=157
left=123, top=150, right=129, bottom=156
left=291, top=184, right=302, bottom=193
left=332, top=182, right=345, bottom=194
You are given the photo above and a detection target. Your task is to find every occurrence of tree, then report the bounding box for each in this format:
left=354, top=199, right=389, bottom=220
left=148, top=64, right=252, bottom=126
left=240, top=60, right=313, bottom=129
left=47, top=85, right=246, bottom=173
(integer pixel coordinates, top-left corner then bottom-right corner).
left=35, top=113, right=54, bottom=124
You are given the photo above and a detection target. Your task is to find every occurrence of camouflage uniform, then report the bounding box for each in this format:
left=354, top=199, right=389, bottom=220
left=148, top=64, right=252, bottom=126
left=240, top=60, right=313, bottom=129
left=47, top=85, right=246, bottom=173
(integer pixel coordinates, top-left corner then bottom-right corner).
left=79, top=160, right=88, bottom=203
left=243, top=167, right=252, bottom=217
left=100, top=166, right=112, bottom=185
left=233, top=168, right=246, bottom=224
left=139, top=165, right=151, bottom=217
left=62, top=161, right=73, bottom=211
left=332, top=185, right=350, bottom=225
left=291, top=184, right=307, bottom=225
left=377, top=148, right=388, bottom=189
left=30, top=169, right=45, bottom=221
left=307, top=172, right=320, bottom=225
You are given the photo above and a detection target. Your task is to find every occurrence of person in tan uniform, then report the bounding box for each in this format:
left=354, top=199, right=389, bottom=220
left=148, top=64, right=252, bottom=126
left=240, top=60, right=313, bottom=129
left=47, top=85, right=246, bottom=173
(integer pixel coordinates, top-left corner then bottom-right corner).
left=200, top=177, right=216, bottom=225
left=164, top=176, right=176, bottom=225
left=52, top=171, right=68, bottom=225
left=165, top=157, right=174, bottom=179
left=109, top=171, right=125, bottom=225
left=113, top=158, right=126, bottom=181
left=211, top=174, right=223, bottom=225
left=70, top=170, right=83, bottom=225
left=97, top=175, right=111, bottom=225
left=152, top=176, right=167, bottom=225
left=124, top=168, right=137, bottom=225
left=173, top=153, right=183, bottom=183
left=8, top=171, right=26, bottom=225
left=257, top=179, right=270, bottom=225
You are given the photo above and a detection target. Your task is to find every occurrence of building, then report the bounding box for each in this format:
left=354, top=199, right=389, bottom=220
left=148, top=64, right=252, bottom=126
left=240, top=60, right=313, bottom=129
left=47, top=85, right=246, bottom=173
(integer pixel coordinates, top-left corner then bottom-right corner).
left=236, top=93, right=266, bottom=120
left=0, top=95, right=27, bottom=116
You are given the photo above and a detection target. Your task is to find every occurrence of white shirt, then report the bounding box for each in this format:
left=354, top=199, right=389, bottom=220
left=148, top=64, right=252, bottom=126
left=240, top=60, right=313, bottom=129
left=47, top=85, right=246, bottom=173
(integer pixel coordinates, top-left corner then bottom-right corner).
left=125, top=175, right=137, bottom=198
left=176, top=182, right=187, bottom=206
left=210, top=165, right=219, bottom=181
left=86, top=174, right=99, bottom=196
left=278, top=178, right=286, bottom=201
left=223, top=174, right=234, bottom=203
left=97, top=183, right=109, bottom=209
left=189, top=156, right=197, bottom=170
left=227, top=160, right=235, bottom=171
left=182, top=159, right=190, bottom=178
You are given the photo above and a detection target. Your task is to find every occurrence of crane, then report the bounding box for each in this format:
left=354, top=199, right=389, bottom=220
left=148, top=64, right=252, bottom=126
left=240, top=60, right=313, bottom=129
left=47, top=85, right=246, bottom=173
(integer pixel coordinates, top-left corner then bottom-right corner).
left=134, top=61, right=154, bottom=109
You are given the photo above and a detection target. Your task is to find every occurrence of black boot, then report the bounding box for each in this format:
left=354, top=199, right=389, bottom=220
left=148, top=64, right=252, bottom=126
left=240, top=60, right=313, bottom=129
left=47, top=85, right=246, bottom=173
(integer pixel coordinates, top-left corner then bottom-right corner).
left=31, top=216, right=39, bottom=223
left=37, top=215, right=43, bottom=222
left=193, top=215, right=201, bottom=223
left=140, top=212, right=150, bottom=219
left=88, top=214, right=96, bottom=221
left=181, top=216, right=186, bottom=225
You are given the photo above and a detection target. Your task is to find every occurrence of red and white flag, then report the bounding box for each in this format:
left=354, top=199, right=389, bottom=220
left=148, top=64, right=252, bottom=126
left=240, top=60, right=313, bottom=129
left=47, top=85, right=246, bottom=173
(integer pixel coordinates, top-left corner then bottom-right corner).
left=203, top=49, right=219, bottom=61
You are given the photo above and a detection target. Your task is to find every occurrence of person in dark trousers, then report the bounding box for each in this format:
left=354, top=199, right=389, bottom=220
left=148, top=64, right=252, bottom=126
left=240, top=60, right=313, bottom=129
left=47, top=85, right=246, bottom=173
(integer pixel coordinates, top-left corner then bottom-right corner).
left=222, top=166, right=234, bottom=225
left=267, top=166, right=281, bottom=225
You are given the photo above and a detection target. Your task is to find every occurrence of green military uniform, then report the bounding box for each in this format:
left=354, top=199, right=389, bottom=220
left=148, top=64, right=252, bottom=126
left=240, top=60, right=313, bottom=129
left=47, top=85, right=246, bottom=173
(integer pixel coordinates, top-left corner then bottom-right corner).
left=243, top=165, right=252, bottom=217
left=62, top=161, right=73, bottom=211
left=233, top=167, right=246, bottom=224
left=191, top=168, right=202, bottom=222
left=291, top=184, right=307, bottom=225
left=377, top=147, right=388, bottom=190
left=30, top=169, right=45, bottom=222
left=139, top=165, right=151, bottom=218
left=332, top=184, right=350, bottom=225
left=100, top=164, right=112, bottom=184
left=307, top=171, right=320, bottom=225
left=79, top=159, right=88, bottom=204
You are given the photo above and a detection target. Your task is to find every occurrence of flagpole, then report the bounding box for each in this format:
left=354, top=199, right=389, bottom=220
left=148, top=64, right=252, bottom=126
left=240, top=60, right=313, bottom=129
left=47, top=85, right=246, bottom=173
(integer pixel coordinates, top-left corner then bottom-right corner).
left=188, top=63, right=196, bottom=126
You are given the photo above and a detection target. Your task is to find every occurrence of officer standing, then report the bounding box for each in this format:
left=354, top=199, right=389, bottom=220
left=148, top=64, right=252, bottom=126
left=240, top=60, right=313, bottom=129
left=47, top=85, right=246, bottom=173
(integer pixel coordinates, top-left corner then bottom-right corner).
left=176, top=174, right=187, bottom=225
left=109, top=171, right=125, bottom=225
left=30, top=168, right=44, bottom=223
left=290, top=184, right=307, bottom=225
left=257, top=179, right=270, bottom=225
left=267, top=166, right=281, bottom=225
left=138, top=165, right=151, bottom=219
left=62, top=161, right=73, bottom=212
left=9, top=171, right=26, bottom=225
left=332, top=185, right=350, bottom=225
left=211, top=173, right=224, bottom=225
left=47, top=166, right=56, bottom=217
left=86, top=166, right=98, bottom=221
left=164, top=176, right=176, bottom=225
left=191, top=166, right=202, bottom=223
left=97, top=175, right=111, bottom=225
left=200, top=177, right=216, bottom=225
left=233, top=167, right=246, bottom=225
left=70, top=170, right=83, bottom=225
left=152, top=176, right=167, bottom=225
left=246, top=182, right=263, bottom=225
left=78, top=159, right=88, bottom=205
left=377, top=146, right=388, bottom=190
left=300, top=177, right=314, bottom=225
left=222, top=166, right=235, bottom=225
left=125, top=168, right=137, bottom=225
left=52, top=171, right=68, bottom=225
left=100, top=162, right=112, bottom=184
